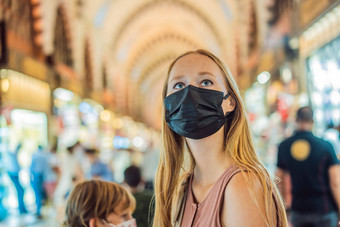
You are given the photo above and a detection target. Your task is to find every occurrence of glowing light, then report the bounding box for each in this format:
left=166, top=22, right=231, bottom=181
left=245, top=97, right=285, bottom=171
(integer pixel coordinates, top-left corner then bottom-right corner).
left=1, top=78, right=10, bottom=93
left=302, top=5, right=340, bottom=41
left=100, top=110, right=111, bottom=122
left=79, top=102, right=91, bottom=114
left=330, top=91, right=340, bottom=105
left=298, top=93, right=309, bottom=107
left=315, top=109, right=323, bottom=123
left=132, top=136, right=145, bottom=148
left=54, top=98, right=63, bottom=108
left=309, top=57, right=330, bottom=91
left=0, top=127, right=9, bottom=137
left=257, top=71, right=271, bottom=84
left=11, top=109, right=47, bottom=125
left=289, top=38, right=299, bottom=49
left=327, top=60, right=340, bottom=89
left=54, top=88, right=74, bottom=101
left=113, top=136, right=130, bottom=149
left=312, top=92, right=323, bottom=107
left=102, top=136, right=113, bottom=148
left=281, top=66, right=292, bottom=83
left=325, top=11, right=337, bottom=24
left=332, top=109, right=340, bottom=125
left=95, top=105, right=104, bottom=113
left=112, top=118, right=123, bottom=129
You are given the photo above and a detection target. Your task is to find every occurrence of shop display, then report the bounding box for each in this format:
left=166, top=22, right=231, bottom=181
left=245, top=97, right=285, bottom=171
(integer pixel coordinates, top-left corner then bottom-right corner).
left=306, top=36, right=340, bottom=136
left=1, top=109, right=48, bottom=211
left=78, top=100, right=100, bottom=148
left=53, top=88, right=81, bottom=149
left=0, top=69, right=51, bottom=215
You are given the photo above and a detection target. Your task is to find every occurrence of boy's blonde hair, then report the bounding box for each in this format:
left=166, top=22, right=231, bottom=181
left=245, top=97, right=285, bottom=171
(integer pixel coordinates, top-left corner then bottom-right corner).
left=65, top=180, right=136, bottom=227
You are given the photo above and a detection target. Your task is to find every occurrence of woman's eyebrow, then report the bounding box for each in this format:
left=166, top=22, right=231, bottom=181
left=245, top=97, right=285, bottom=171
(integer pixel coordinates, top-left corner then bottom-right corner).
left=198, top=71, right=215, bottom=77
left=170, top=75, right=184, bottom=82
left=170, top=72, right=214, bottom=82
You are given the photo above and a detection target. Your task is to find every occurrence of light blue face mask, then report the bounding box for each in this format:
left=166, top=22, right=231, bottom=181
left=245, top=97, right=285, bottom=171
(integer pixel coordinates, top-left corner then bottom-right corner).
left=102, top=218, right=137, bottom=227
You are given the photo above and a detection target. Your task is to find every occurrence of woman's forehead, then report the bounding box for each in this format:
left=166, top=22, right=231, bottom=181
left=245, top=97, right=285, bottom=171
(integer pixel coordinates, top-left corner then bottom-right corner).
left=173, top=53, right=218, bottom=69
left=171, top=53, right=221, bottom=73
left=169, top=53, right=223, bottom=80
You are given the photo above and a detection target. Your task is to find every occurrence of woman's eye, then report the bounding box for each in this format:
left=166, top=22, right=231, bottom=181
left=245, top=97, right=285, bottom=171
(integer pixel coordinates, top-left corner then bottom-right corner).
left=173, top=82, right=185, bottom=90
left=201, top=79, right=213, bottom=87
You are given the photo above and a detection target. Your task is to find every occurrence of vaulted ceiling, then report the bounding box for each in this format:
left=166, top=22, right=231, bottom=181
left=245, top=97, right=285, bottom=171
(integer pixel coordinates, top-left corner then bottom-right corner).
left=41, top=0, right=271, bottom=129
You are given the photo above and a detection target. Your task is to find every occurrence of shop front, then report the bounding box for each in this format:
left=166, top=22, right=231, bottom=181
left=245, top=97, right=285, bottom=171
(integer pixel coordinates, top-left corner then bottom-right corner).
left=52, top=87, right=81, bottom=150
left=306, top=37, right=340, bottom=134
left=0, top=69, right=50, bottom=213
left=298, top=3, right=340, bottom=153
left=245, top=56, right=309, bottom=174
left=78, top=99, right=101, bottom=148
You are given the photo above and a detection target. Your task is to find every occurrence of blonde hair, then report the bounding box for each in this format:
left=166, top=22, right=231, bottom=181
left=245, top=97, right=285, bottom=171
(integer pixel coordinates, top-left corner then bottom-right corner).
left=153, top=49, right=287, bottom=227
left=64, top=180, right=136, bottom=227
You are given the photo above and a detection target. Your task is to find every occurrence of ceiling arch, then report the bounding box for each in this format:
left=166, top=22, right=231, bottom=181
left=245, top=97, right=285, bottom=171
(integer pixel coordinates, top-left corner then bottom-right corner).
left=106, top=0, right=224, bottom=54
left=100, top=1, right=230, bottom=128
left=79, top=0, right=248, bottom=128
left=127, top=31, right=203, bottom=82
left=106, top=4, right=223, bottom=71
left=136, top=53, right=176, bottom=89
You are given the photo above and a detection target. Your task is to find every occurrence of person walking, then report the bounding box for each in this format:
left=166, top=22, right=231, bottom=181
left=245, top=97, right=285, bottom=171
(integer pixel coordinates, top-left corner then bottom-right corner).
left=54, top=143, right=85, bottom=222
left=124, top=165, right=154, bottom=227
left=85, top=148, right=114, bottom=182
left=43, top=145, right=60, bottom=202
left=30, top=145, right=47, bottom=218
left=140, top=142, right=159, bottom=191
left=276, top=106, right=340, bottom=226
left=5, top=143, right=27, bottom=214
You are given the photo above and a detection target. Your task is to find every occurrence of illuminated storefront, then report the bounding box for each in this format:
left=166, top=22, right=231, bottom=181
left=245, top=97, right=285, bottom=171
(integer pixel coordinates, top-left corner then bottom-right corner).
left=299, top=4, right=340, bottom=141
left=78, top=99, right=101, bottom=148
left=306, top=37, right=340, bottom=133
left=53, top=88, right=81, bottom=149
left=0, top=69, right=50, bottom=212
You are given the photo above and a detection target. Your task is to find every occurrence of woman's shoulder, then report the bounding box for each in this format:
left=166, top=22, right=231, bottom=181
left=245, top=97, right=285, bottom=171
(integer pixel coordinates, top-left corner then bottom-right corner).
left=226, top=169, right=263, bottom=192
left=222, top=169, right=269, bottom=226
left=225, top=169, right=264, bottom=206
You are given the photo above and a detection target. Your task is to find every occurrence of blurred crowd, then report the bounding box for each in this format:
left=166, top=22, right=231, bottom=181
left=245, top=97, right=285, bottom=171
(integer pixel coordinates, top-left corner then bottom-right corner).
left=0, top=141, right=156, bottom=227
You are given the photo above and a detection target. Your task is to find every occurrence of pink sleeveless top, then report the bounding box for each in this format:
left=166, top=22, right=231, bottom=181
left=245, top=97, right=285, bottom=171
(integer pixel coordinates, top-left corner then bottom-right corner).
left=180, top=165, right=241, bottom=227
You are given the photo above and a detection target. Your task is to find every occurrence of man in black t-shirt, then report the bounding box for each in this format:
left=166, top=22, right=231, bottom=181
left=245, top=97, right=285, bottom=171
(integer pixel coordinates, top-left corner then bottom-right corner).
left=276, top=106, right=340, bottom=226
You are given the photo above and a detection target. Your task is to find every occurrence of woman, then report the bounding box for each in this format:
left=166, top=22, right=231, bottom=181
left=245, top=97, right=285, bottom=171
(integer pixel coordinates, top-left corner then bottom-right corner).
left=153, top=50, right=287, bottom=227
left=64, top=180, right=137, bottom=227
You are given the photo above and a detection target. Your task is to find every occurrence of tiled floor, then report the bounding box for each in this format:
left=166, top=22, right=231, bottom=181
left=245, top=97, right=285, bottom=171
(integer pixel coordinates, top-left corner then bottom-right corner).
left=0, top=214, right=60, bottom=227
left=0, top=206, right=61, bottom=227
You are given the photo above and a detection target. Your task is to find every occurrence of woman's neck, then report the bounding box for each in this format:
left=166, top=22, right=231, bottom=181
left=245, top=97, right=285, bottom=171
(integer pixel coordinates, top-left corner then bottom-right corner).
left=186, top=128, right=233, bottom=186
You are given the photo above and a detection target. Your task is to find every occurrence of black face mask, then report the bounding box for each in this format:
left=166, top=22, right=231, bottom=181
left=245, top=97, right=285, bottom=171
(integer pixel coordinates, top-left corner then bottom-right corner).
left=164, top=85, right=230, bottom=139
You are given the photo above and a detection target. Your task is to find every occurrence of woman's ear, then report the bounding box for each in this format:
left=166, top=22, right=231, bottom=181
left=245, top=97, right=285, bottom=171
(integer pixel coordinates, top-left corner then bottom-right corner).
left=224, top=96, right=235, bottom=113
left=229, top=96, right=236, bottom=108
